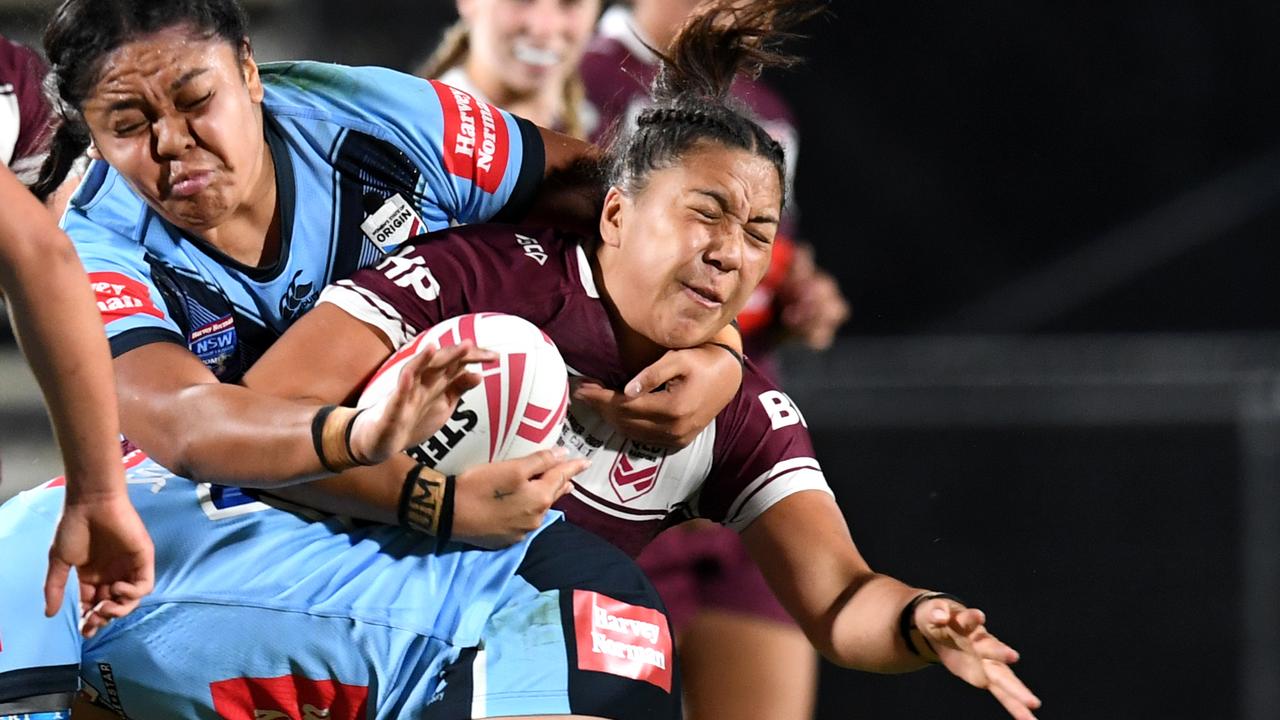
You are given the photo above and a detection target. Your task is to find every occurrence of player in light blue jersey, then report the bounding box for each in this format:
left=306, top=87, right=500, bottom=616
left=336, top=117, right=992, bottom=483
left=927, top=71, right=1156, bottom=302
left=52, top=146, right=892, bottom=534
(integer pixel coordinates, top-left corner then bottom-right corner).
left=32, top=0, right=746, bottom=561
left=0, top=451, right=681, bottom=719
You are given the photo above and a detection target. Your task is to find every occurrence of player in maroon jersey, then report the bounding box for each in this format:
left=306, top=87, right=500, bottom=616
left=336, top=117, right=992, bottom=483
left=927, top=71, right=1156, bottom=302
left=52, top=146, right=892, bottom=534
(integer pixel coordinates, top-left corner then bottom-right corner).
left=240, top=4, right=1040, bottom=717
left=579, top=3, right=848, bottom=713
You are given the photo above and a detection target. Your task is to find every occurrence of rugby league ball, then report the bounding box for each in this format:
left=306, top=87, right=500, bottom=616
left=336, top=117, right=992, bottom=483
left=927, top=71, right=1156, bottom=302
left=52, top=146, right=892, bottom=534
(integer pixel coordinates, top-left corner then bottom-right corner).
left=357, top=313, right=570, bottom=474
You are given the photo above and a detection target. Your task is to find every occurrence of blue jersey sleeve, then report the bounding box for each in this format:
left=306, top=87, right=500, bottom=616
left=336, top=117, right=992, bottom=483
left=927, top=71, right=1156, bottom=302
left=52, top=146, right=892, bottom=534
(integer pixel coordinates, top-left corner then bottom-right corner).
left=261, top=62, right=544, bottom=228
left=0, top=485, right=80, bottom=712
left=62, top=169, right=184, bottom=357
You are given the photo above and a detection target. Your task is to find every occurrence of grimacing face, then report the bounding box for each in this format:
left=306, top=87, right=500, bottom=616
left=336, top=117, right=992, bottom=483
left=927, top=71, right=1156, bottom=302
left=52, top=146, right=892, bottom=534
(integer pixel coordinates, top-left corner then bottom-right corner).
left=597, top=142, right=782, bottom=351
left=459, top=0, right=601, bottom=95
left=81, top=25, right=267, bottom=235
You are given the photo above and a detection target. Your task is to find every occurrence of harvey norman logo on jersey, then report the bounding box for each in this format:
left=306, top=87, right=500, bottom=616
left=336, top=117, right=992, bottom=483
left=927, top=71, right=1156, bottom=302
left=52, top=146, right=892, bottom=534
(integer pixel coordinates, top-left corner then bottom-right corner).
left=573, top=590, right=673, bottom=692
left=89, top=272, right=165, bottom=323
left=430, top=80, right=510, bottom=194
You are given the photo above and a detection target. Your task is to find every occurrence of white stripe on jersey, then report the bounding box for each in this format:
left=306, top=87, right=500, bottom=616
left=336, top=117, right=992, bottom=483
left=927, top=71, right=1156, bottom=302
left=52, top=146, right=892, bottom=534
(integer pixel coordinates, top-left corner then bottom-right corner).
left=723, top=457, right=830, bottom=532
left=320, top=280, right=418, bottom=347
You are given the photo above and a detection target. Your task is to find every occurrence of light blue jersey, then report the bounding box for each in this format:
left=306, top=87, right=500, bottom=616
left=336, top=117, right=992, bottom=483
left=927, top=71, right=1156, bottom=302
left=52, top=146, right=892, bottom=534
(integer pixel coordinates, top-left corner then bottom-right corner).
left=64, top=62, right=543, bottom=380
left=0, top=453, right=562, bottom=718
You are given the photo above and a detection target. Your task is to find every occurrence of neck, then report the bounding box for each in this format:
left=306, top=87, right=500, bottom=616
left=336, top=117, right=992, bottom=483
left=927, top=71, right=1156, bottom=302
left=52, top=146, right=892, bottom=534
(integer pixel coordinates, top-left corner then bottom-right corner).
left=200, top=135, right=280, bottom=268
left=590, top=249, right=667, bottom=376
left=462, top=60, right=564, bottom=129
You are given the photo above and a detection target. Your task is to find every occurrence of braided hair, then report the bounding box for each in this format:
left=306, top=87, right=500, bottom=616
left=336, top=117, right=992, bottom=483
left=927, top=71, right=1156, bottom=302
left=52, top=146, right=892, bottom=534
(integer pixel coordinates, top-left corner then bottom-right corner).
left=31, top=0, right=250, bottom=200
left=606, top=0, right=822, bottom=208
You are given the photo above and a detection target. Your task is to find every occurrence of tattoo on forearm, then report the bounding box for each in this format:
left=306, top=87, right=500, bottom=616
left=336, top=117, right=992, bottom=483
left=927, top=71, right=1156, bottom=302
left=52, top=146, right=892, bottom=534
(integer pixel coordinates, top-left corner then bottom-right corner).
left=493, top=488, right=513, bottom=501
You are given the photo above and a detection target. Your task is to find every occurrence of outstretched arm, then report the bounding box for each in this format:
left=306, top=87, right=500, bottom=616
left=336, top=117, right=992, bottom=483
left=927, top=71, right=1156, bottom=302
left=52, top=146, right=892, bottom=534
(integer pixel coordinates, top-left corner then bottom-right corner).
left=742, top=491, right=1041, bottom=719
left=0, top=167, right=153, bottom=635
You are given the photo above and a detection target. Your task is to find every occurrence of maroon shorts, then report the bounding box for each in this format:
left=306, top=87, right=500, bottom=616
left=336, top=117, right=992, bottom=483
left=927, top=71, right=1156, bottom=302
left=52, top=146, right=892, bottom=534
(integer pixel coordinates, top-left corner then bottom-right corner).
left=635, top=521, right=795, bottom=633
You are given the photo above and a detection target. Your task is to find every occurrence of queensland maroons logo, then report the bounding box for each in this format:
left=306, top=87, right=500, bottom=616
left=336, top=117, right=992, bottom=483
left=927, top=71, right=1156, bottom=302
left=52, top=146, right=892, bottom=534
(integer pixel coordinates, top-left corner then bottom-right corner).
left=609, top=441, right=666, bottom=503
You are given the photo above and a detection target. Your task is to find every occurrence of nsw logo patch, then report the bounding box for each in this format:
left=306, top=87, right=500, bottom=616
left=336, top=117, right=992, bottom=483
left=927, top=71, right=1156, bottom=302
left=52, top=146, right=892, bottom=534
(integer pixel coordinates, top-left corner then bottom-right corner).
left=573, top=590, right=673, bottom=692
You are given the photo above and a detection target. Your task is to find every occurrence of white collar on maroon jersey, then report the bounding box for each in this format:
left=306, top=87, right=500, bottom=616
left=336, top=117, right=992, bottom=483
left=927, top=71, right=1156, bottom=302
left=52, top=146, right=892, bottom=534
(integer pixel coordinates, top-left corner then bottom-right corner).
left=575, top=243, right=601, bottom=299
left=597, top=5, right=659, bottom=66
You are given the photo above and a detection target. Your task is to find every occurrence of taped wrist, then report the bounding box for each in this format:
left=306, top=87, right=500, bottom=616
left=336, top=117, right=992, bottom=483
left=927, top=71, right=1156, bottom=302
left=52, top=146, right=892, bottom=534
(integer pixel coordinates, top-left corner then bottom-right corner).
left=397, top=462, right=454, bottom=544
left=310, top=405, right=368, bottom=473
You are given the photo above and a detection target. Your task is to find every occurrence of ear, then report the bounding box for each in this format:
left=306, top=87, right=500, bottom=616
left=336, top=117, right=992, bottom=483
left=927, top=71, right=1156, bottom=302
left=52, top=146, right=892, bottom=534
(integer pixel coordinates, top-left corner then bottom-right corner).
left=598, top=186, right=627, bottom=248
left=86, top=142, right=102, bottom=160
left=240, top=39, right=264, bottom=103
left=456, top=0, right=476, bottom=21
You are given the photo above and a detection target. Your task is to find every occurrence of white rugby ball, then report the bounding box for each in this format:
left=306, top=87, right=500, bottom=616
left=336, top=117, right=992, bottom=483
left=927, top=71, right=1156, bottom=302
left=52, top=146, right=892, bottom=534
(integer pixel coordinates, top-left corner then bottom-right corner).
left=357, top=312, right=569, bottom=474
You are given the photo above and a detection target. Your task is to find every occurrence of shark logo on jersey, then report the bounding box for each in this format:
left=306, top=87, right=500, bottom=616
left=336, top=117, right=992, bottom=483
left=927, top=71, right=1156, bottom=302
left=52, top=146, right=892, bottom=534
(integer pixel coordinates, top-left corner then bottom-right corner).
left=609, top=441, right=667, bottom=503
left=280, top=270, right=318, bottom=321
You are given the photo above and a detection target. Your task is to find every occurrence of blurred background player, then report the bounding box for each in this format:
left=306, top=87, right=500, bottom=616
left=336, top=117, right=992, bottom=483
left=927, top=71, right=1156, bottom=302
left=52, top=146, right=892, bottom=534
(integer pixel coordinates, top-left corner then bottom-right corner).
left=34, top=0, right=743, bottom=550
left=578, top=2, right=847, bottom=715
left=1, top=33, right=153, bottom=639
left=416, top=0, right=602, bottom=138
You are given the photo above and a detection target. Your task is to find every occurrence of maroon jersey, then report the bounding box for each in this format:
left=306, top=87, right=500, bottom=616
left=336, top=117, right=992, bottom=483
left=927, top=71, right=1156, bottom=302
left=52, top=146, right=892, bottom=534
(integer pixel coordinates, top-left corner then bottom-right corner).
left=0, top=35, right=51, bottom=179
left=320, top=226, right=832, bottom=557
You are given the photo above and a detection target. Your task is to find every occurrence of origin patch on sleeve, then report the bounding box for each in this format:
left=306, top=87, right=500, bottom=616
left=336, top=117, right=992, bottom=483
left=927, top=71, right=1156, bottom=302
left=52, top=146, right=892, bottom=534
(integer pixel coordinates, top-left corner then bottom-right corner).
left=572, top=590, right=673, bottom=692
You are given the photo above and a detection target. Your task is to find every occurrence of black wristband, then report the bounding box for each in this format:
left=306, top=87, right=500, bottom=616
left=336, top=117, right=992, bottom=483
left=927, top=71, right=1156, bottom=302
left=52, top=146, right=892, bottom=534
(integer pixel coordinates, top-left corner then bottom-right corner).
left=342, top=408, right=365, bottom=465
left=708, top=341, right=746, bottom=368
left=898, top=591, right=966, bottom=661
left=434, top=475, right=457, bottom=551
left=311, top=405, right=340, bottom=472
left=396, top=462, right=426, bottom=528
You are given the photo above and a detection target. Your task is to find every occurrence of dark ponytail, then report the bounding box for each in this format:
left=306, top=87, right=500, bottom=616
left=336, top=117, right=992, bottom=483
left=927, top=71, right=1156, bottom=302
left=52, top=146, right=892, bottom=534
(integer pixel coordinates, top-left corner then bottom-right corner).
left=606, top=0, right=824, bottom=207
left=30, top=114, right=90, bottom=201
left=31, top=0, right=250, bottom=198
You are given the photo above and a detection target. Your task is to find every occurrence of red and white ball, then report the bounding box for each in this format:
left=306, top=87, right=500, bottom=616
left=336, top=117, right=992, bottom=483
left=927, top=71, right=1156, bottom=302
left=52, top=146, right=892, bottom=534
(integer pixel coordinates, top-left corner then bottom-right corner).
left=358, top=313, right=570, bottom=475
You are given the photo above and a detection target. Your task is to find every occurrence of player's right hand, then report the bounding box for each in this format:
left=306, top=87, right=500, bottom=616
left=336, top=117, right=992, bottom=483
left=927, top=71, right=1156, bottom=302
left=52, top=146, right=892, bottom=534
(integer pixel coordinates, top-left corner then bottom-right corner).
left=451, top=447, right=588, bottom=549
left=45, top=490, right=155, bottom=639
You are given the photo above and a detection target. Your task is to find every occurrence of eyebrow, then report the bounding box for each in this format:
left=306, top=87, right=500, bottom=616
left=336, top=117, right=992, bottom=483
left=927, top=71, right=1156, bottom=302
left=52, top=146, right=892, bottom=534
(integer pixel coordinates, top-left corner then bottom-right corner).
left=692, top=188, right=779, bottom=225
left=104, top=68, right=211, bottom=113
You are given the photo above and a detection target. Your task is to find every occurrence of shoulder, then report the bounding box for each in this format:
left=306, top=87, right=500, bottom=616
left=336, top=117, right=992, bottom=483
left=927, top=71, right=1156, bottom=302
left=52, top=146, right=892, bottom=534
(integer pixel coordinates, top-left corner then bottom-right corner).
left=64, top=160, right=152, bottom=244
left=260, top=61, right=440, bottom=131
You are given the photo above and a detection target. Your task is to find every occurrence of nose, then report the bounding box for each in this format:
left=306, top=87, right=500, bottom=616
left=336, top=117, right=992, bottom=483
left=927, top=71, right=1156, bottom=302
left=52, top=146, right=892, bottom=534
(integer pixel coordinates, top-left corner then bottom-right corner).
left=152, top=114, right=195, bottom=159
left=704, top=226, right=743, bottom=273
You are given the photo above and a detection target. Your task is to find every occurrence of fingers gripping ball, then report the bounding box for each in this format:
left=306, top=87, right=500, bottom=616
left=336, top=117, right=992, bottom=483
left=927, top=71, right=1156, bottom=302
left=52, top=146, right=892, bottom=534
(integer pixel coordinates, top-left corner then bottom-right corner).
left=359, top=313, right=570, bottom=473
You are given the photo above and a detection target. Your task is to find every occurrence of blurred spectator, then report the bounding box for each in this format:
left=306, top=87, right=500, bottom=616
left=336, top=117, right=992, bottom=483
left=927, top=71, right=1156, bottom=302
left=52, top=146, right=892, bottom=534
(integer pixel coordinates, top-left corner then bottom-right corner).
left=417, top=0, right=602, bottom=137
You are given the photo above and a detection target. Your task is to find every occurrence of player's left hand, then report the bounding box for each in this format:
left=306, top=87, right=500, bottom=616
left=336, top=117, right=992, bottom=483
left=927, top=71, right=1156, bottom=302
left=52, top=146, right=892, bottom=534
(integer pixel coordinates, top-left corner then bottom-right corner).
left=572, top=343, right=743, bottom=448
left=45, top=491, right=155, bottom=639
left=914, top=598, right=1042, bottom=720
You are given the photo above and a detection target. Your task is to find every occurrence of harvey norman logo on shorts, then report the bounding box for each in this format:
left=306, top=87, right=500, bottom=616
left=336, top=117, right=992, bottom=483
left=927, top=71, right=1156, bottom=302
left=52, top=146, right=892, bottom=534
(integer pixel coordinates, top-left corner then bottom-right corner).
left=573, top=590, right=673, bottom=692
left=430, top=80, right=510, bottom=194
